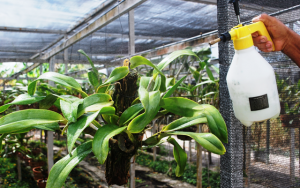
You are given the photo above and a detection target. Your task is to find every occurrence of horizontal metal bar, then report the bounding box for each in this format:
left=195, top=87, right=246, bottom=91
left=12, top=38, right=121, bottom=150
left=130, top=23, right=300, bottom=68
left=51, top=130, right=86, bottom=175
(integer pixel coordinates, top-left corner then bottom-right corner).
left=0, top=26, right=66, bottom=34
left=41, top=0, right=147, bottom=60
left=93, top=32, right=186, bottom=41
left=0, top=58, right=47, bottom=63
left=0, top=49, right=39, bottom=53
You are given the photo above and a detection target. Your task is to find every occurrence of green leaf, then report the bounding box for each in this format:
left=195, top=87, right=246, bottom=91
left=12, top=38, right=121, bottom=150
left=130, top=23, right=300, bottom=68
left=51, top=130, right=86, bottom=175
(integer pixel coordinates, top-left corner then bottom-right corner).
left=200, top=104, right=228, bottom=143
left=46, top=141, right=92, bottom=188
left=189, top=66, right=200, bottom=82
left=92, top=124, right=127, bottom=164
left=77, top=93, right=112, bottom=117
left=39, top=94, right=58, bottom=109
left=153, top=76, right=161, bottom=91
left=167, top=137, right=187, bottom=177
left=205, top=64, right=215, bottom=81
left=191, top=80, right=215, bottom=92
left=127, top=86, right=160, bottom=133
left=155, top=49, right=200, bottom=73
left=67, top=111, right=100, bottom=153
left=0, top=109, right=65, bottom=134
left=0, top=94, right=45, bottom=113
left=60, top=99, right=83, bottom=123
left=168, top=132, right=226, bottom=155
left=130, top=56, right=166, bottom=92
left=88, top=71, right=100, bottom=89
left=28, top=72, right=85, bottom=96
left=78, top=49, right=99, bottom=80
left=33, top=123, right=60, bottom=132
left=101, top=66, right=129, bottom=86
left=211, top=65, right=219, bottom=74
left=119, top=103, right=144, bottom=125
left=160, top=97, right=201, bottom=117
left=163, top=76, right=187, bottom=98
left=162, top=115, right=206, bottom=132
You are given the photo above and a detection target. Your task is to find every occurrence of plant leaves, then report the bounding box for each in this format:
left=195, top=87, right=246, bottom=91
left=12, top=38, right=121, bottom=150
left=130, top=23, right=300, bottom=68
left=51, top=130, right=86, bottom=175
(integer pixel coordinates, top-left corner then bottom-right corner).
left=0, top=109, right=65, bottom=134
left=162, top=115, right=206, bottom=132
left=0, top=94, right=45, bottom=113
left=168, top=131, right=226, bottom=155
left=39, top=94, right=58, bottom=109
left=205, top=64, right=215, bottom=81
left=200, top=104, right=228, bottom=143
left=160, top=97, right=201, bottom=117
left=155, top=49, right=200, bottom=74
left=60, top=99, right=83, bottom=123
left=78, top=49, right=99, bottom=80
left=189, top=66, right=200, bottom=82
left=88, top=71, right=100, bottom=90
left=46, top=141, right=92, bottom=188
left=101, top=66, right=129, bottom=86
left=92, top=124, right=127, bottom=164
left=163, top=76, right=187, bottom=99
left=127, top=86, right=160, bottom=133
left=67, top=111, right=100, bottom=153
left=119, top=103, right=144, bottom=125
left=77, top=93, right=112, bottom=117
left=167, top=137, right=187, bottom=177
left=130, top=56, right=166, bottom=92
left=191, top=80, right=215, bottom=92
left=28, top=72, right=84, bottom=96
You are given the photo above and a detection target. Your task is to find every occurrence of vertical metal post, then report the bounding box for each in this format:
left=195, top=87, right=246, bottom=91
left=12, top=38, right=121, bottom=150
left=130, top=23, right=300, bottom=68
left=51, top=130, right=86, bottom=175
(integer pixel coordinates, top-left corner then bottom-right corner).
left=128, top=9, right=135, bottom=188
left=290, top=128, right=295, bottom=184
left=245, top=126, right=251, bottom=187
left=218, top=1, right=244, bottom=187
left=47, top=56, right=55, bottom=174
left=197, top=124, right=203, bottom=188
left=266, top=120, right=270, bottom=164
left=25, top=63, right=28, bottom=82
left=152, top=120, right=157, bottom=161
left=40, top=63, right=43, bottom=143
left=189, top=140, right=192, bottom=163
left=64, top=35, right=69, bottom=74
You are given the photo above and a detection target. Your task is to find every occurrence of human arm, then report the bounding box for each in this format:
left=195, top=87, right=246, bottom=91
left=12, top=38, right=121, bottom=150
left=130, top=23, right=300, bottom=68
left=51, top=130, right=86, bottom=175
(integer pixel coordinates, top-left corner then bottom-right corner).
left=251, top=14, right=300, bottom=67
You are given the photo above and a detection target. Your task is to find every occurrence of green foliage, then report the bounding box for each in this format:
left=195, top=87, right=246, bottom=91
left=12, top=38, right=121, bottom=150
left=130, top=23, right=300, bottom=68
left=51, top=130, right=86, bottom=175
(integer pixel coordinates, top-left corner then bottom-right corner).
left=0, top=48, right=227, bottom=187
left=135, top=152, right=220, bottom=187
left=0, top=158, right=38, bottom=188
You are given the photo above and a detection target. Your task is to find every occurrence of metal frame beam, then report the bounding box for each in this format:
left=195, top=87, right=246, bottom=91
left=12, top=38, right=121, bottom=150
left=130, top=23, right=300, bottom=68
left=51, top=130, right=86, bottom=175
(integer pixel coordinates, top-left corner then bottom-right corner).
left=0, top=26, right=66, bottom=34
left=41, top=0, right=148, bottom=60
left=0, top=49, right=39, bottom=53
left=93, top=32, right=186, bottom=42
left=182, top=0, right=280, bottom=12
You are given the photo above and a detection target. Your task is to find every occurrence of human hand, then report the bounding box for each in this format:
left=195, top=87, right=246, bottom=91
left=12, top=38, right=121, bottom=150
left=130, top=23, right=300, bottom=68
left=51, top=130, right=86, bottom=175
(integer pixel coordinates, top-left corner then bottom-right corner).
left=252, top=14, right=291, bottom=52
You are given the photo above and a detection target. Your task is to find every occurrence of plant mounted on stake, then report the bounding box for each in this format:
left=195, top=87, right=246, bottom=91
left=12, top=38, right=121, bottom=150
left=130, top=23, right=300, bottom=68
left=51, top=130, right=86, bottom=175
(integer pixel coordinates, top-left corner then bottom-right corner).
left=0, top=49, right=228, bottom=187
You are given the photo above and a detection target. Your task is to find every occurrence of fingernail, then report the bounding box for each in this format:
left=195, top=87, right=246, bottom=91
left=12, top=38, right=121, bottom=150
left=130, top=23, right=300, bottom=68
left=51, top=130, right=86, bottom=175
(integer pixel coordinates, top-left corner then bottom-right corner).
left=260, top=38, right=265, bottom=42
left=266, top=43, right=271, bottom=48
left=267, top=48, right=272, bottom=52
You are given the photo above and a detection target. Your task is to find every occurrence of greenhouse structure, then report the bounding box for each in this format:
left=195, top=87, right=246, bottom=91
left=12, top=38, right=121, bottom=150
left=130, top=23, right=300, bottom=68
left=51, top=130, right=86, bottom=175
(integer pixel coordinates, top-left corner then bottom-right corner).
left=0, top=0, right=300, bottom=187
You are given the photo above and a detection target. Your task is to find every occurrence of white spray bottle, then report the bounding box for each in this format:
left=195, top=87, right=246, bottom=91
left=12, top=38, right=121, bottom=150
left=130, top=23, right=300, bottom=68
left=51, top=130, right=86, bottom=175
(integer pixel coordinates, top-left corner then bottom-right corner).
left=210, top=22, right=280, bottom=127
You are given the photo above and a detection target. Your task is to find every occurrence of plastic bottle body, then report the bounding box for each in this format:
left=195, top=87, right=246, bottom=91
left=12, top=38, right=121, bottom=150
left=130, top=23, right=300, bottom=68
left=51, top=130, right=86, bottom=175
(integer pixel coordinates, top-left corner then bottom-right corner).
left=226, top=46, right=280, bottom=126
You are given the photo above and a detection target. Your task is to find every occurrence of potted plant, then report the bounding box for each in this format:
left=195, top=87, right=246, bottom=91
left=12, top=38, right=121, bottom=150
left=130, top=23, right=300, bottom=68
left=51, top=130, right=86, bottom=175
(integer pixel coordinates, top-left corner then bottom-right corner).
left=0, top=49, right=228, bottom=187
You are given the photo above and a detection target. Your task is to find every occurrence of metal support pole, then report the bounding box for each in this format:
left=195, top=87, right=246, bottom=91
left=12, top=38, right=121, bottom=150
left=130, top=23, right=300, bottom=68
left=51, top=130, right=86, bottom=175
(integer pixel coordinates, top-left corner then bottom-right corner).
left=266, top=120, right=270, bottom=164
left=152, top=120, right=157, bottom=161
left=128, top=9, right=136, bottom=188
left=197, top=124, right=203, bottom=188
left=40, top=63, right=43, bottom=143
left=218, top=1, right=244, bottom=187
left=290, top=128, right=295, bottom=184
left=64, top=35, right=69, bottom=74
left=245, top=126, right=251, bottom=187
left=47, top=56, right=55, bottom=174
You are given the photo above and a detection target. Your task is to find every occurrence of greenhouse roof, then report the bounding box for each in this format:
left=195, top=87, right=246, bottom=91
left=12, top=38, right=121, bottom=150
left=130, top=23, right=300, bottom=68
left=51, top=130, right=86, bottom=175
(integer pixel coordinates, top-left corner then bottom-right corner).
left=0, top=0, right=299, bottom=70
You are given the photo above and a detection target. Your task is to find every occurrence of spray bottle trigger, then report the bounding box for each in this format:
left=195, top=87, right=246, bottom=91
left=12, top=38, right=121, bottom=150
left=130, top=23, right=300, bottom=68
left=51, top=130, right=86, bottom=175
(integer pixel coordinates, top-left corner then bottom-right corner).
left=248, top=21, right=275, bottom=51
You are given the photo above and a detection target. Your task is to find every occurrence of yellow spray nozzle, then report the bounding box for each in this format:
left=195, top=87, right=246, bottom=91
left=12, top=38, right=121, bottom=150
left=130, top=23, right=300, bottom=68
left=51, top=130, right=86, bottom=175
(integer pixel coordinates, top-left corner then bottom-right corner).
left=229, top=21, right=275, bottom=51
